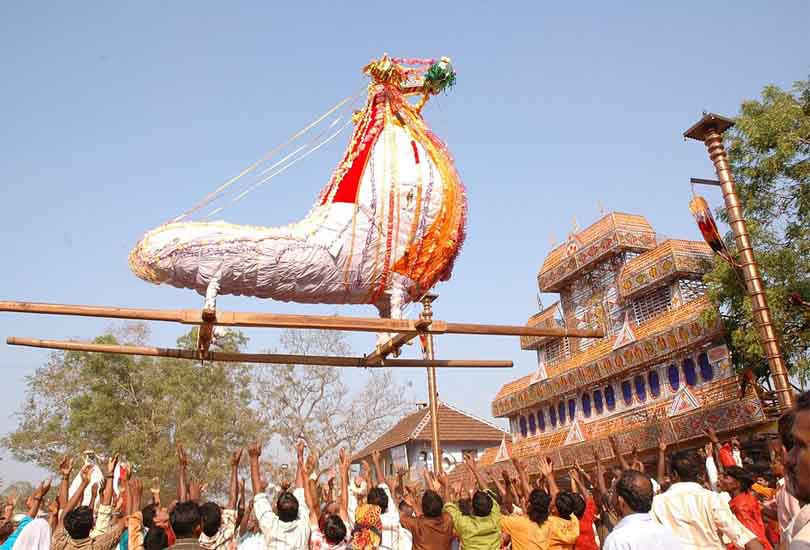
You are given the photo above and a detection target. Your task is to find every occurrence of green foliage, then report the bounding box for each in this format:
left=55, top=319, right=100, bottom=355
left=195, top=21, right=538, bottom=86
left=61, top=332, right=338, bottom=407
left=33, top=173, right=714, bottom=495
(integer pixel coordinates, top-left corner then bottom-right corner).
left=2, top=324, right=266, bottom=494
left=704, top=76, right=810, bottom=386
left=424, top=61, right=456, bottom=95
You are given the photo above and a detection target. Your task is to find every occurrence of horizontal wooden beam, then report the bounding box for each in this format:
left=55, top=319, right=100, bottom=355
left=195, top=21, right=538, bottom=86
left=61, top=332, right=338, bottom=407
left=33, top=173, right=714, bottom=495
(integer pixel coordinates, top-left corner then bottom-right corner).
left=0, top=301, right=604, bottom=339
left=6, top=337, right=513, bottom=369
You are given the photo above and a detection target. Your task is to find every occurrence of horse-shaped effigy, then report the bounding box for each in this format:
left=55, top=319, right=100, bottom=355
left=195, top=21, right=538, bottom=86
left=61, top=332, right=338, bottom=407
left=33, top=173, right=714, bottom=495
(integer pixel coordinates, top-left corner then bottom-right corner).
left=129, top=55, right=467, bottom=328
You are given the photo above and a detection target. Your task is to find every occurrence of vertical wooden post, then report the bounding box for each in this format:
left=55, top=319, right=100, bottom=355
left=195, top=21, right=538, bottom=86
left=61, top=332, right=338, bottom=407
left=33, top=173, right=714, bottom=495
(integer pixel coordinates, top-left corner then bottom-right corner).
left=421, top=294, right=443, bottom=473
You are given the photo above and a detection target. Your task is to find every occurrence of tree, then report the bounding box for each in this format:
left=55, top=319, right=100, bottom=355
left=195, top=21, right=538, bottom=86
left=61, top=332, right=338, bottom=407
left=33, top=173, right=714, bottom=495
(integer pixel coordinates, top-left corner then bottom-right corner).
left=3, top=323, right=266, bottom=494
left=704, top=75, right=810, bottom=387
left=254, top=329, right=410, bottom=478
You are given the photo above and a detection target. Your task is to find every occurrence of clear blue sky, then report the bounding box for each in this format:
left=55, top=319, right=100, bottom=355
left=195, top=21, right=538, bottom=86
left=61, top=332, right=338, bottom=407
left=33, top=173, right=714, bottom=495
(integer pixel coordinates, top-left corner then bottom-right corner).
left=2, top=2, right=808, bottom=481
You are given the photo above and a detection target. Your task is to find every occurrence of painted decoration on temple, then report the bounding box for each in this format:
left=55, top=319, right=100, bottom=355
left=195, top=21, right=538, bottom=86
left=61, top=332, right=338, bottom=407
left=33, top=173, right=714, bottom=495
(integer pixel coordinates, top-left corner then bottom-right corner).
left=612, top=312, right=637, bottom=350
left=563, top=419, right=585, bottom=445
left=495, top=436, right=511, bottom=462
left=129, top=55, right=467, bottom=324
left=669, top=386, right=701, bottom=416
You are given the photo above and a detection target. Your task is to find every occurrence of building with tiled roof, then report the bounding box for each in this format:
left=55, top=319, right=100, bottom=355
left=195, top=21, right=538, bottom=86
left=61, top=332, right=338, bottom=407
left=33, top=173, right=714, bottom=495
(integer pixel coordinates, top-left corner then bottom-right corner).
left=352, top=402, right=509, bottom=476
left=480, top=212, right=773, bottom=478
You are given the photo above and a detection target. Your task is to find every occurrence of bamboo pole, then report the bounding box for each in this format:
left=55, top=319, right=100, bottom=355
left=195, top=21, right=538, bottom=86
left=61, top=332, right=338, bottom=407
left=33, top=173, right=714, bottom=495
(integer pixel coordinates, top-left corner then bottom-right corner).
left=0, top=301, right=604, bottom=339
left=6, top=337, right=514, bottom=369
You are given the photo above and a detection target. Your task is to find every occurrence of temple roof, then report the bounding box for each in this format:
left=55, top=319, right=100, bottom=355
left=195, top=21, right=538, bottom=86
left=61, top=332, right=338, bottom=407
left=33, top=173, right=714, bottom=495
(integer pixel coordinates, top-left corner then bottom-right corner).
left=539, top=213, right=656, bottom=292
left=492, top=296, right=720, bottom=417
left=351, top=402, right=508, bottom=462
left=617, top=239, right=714, bottom=299
left=520, top=302, right=562, bottom=350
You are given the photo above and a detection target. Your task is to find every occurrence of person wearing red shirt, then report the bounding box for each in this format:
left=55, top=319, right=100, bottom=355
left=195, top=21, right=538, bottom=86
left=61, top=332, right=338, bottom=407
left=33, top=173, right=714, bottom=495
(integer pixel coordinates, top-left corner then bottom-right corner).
left=720, top=466, right=773, bottom=550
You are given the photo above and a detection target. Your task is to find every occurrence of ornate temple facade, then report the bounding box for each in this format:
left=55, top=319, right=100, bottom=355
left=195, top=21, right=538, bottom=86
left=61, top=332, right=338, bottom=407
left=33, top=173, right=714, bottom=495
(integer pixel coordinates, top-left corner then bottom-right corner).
left=482, top=212, right=770, bottom=474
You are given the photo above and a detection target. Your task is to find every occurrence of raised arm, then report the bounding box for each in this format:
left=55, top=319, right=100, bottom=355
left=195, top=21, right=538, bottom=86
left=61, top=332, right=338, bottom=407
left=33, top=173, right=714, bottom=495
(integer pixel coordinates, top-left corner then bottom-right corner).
left=248, top=440, right=263, bottom=496
left=569, top=468, right=581, bottom=496
left=591, top=447, right=606, bottom=510
left=301, top=448, right=318, bottom=526
left=338, top=448, right=350, bottom=523
left=538, top=457, right=559, bottom=503
left=149, top=478, right=161, bottom=507
left=294, top=440, right=306, bottom=490
left=371, top=450, right=386, bottom=487
left=608, top=436, right=630, bottom=471
left=229, top=448, right=242, bottom=509
left=463, top=453, right=486, bottom=490
left=47, top=497, right=59, bottom=532
left=27, top=479, right=52, bottom=518
left=176, top=443, right=189, bottom=502
left=500, top=472, right=515, bottom=514
left=657, top=429, right=668, bottom=484
left=704, top=427, right=724, bottom=474
left=57, top=454, right=74, bottom=527
left=511, top=457, right=531, bottom=507
left=64, top=464, right=93, bottom=517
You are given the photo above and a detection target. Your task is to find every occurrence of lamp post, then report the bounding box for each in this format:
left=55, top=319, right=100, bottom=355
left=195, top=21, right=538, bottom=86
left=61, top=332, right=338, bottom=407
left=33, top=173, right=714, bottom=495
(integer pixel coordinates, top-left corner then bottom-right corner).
left=684, top=113, right=795, bottom=410
left=420, top=293, right=443, bottom=473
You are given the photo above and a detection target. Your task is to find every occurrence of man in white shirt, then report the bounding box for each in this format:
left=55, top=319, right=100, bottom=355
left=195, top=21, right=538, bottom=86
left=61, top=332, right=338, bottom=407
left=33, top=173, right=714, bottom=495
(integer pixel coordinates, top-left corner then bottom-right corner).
left=370, top=451, right=412, bottom=550
left=651, top=449, right=764, bottom=550
left=248, top=440, right=311, bottom=550
left=785, top=391, right=810, bottom=548
left=604, top=469, right=681, bottom=550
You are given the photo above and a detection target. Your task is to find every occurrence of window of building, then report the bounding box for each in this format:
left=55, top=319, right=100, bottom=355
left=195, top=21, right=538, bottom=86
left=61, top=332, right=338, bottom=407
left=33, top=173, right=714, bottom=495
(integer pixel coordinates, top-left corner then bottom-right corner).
left=519, top=416, right=528, bottom=438
left=594, top=389, right=604, bottom=414
left=621, top=380, right=633, bottom=405
left=558, top=402, right=566, bottom=425
left=634, top=375, right=647, bottom=402
left=679, top=279, right=708, bottom=303
left=667, top=363, right=680, bottom=391
left=545, top=338, right=570, bottom=365
left=582, top=393, right=592, bottom=418
left=549, top=406, right=557, bottom=427
left=528, top=412, right=537, bottom=435
left=632, top=285, right=671, bottom=324
left=698, top=352, right=714, bottom=381
left=649, top=370, right=661, bottom=398
left=605, top=385, right=616, bottom=411
left=683, top=357, right=697, bottom=386
left=537, top=409, right=546, bottom=431
left=568, top=398, right=576, bottom=420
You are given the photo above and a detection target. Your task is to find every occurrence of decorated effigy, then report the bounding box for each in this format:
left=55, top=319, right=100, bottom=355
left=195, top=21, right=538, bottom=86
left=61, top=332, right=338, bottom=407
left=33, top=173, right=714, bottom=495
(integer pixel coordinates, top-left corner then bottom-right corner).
left=129, top=55, right=467, bottom=322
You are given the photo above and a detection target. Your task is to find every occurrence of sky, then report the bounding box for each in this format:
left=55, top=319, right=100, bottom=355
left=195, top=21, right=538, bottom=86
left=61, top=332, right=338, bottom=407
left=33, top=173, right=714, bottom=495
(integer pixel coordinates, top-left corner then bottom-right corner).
left=1, top=1, right=808, bottom=482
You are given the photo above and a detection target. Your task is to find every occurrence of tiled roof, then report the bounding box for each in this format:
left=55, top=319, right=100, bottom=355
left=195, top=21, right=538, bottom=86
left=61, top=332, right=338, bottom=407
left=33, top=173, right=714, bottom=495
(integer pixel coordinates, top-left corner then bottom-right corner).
left=352, top=403, right=508, bottom=462
left=540, top=213, right=655, bottom=278
left=617, top=239, right=714, bottom=300
left=521, top=302, right=563, bottom=350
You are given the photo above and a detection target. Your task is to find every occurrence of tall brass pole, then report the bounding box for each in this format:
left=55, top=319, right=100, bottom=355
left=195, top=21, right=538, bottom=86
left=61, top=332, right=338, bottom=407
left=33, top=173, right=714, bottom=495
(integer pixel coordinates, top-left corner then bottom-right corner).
left=420, top=293, right=443, bottom=473
left=685, top=113, right=795, bottom=410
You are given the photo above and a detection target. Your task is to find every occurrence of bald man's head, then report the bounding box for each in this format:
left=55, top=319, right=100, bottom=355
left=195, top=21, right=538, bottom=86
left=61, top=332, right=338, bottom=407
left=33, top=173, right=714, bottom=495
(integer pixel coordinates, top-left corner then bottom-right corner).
left=616, top=469, right=654, bottom=513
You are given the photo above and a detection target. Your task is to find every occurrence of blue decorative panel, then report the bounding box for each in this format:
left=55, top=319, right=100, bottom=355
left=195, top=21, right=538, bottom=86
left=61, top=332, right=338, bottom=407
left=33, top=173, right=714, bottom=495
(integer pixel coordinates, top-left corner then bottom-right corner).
left=649, top=370, right=661, bottom=397
left=668, top=364, right=680, bottom=391
left=699, top=352, right=714, bottom=381
left=594, top=390, right=604, bottom=414
left=634, top=375, right=647, bottom=402
left=683, top=357, right=697, bottom=386
left=582, top=394, right=592, bottom=418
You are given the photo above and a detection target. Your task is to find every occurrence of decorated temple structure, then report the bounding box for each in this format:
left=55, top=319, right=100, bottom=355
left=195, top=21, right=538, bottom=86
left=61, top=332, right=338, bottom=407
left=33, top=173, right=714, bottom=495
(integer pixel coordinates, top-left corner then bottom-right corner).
left=480, top=212, right=772, bottom=475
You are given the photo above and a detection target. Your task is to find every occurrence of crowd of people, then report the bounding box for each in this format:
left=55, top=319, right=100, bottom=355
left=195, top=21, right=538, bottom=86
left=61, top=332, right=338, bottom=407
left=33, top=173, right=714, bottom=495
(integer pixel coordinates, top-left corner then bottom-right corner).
left=0, top=389, right=808, bottom=550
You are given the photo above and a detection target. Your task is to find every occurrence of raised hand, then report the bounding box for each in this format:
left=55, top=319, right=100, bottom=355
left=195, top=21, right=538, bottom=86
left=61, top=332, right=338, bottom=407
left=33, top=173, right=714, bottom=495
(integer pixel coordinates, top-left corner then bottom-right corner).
left=80, top=464, right=93, bottom=485
left=34, top=479, right=52, bottom=499
left=107, top=453, right=120, bottom=476
left=295, top=439, right=306, bottom=460
left=657, top=430, right=668, bottom=452
left=247, top=440, right=262, bottom=460
left=704, top=426, right=719, bottom=444
left=339, top=448, right=350, bottom=472
left=538, top=456, right=553, bottom=477
left=176, top=443, right=189, bottom=467
left=58, top=455, right=74, bottom=478
left=231, top=448, right=244, bottom=467
left=437, top=470, right=449, bottom=487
